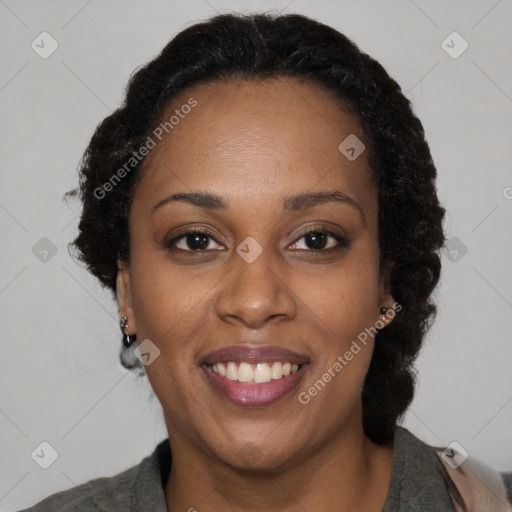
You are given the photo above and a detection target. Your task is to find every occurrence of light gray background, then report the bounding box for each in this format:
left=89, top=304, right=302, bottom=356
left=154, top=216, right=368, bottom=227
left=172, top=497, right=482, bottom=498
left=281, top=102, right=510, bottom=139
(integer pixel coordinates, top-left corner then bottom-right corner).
left=1, top=0, right=511, bottom=510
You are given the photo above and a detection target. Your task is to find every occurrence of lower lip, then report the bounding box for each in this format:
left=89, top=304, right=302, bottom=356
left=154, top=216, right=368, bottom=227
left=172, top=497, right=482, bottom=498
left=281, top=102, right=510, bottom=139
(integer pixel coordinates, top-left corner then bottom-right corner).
left=202, top=364, right=308, bottom=407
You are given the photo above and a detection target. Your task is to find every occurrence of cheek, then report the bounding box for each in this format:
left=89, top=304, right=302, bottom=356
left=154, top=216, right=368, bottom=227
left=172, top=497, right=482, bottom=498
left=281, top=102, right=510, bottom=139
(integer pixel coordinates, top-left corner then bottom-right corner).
left=293, top=246, right=381, bottom=401
left=128, top=264, right=208, bottom=416
left=126, top=258, right=204, bottom=396
left=294, top=251, right=381, bottom=339
left=130, top=270, right=210, bottom=371
left=298, top=269, right=378, bottom=421
left=128, top=238, right=212, bottom=336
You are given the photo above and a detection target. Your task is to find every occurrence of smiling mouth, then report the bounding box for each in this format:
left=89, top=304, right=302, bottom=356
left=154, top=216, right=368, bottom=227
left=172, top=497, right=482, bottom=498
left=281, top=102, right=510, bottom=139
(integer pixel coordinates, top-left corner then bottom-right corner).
left=201, top=361, right=309, bottom=406
left=200, top=345, right=309, bottom=406
left=205, top=361, right=303, bottom=384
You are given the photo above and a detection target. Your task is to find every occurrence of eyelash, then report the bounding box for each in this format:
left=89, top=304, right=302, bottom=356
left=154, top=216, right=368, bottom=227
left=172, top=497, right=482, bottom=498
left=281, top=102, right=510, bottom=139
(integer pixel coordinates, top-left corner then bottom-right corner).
left=166, top=226, right=351, bottom=255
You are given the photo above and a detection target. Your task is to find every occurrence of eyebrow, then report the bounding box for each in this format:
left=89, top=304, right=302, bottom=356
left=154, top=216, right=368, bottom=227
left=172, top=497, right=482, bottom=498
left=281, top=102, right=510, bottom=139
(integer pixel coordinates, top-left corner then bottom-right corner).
left=283, top=191, right=364, bottom=221
left=152, top=192, right=227, bottom=213
left=152, top=190, right=365, bottom=223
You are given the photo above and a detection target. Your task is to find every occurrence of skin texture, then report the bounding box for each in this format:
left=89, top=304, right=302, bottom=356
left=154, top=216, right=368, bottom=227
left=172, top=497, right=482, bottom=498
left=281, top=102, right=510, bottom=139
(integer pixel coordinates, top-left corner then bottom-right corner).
left=117, top=77, right=397, bottom=512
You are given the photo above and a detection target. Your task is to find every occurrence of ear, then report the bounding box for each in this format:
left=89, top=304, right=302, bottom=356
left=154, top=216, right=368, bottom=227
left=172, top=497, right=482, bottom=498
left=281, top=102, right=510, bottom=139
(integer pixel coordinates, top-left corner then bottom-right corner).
left=116, top=259, right=137, bottom=334
left=377, top=259, right=396, bottom=326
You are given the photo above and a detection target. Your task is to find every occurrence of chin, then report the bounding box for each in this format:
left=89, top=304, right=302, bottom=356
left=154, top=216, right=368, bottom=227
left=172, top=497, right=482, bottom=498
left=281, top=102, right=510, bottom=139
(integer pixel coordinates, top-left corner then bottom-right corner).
left=207, top=433, right=308, bottom=474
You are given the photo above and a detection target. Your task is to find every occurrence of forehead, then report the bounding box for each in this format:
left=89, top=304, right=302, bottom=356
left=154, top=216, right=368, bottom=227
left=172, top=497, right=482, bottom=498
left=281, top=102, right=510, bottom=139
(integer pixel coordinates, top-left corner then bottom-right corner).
left=137, top=76, right=375, bottom=211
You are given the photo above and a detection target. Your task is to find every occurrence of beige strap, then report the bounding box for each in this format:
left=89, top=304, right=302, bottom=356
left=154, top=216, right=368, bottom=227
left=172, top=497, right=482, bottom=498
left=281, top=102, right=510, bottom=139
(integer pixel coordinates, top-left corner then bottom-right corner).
left=436, top=448, right=512, bottom=512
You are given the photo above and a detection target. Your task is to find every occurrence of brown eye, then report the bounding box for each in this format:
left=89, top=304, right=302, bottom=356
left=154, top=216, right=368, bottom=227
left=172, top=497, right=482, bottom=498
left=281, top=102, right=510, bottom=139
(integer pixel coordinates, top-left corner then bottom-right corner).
left=289, top=230, right=351, bottom=252
left=166, top=230, right=224, bottom=252
left=303, top=232, right=329, bottom=250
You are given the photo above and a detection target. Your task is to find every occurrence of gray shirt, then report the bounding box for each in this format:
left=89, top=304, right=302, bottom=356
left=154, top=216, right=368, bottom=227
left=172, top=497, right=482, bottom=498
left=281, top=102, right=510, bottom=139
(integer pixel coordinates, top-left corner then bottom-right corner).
left=17, top=426, right=512, bottom=511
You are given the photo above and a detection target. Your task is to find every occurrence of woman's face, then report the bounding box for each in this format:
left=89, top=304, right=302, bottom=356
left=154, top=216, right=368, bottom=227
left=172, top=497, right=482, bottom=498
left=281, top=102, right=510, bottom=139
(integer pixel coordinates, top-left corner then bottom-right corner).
left=118, top=77, right=394, bottom=470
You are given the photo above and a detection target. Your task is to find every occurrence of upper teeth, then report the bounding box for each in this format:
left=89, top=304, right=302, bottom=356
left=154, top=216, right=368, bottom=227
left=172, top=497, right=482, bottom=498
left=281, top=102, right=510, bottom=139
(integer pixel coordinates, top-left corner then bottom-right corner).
left=210, top=361, right=300, bottom=383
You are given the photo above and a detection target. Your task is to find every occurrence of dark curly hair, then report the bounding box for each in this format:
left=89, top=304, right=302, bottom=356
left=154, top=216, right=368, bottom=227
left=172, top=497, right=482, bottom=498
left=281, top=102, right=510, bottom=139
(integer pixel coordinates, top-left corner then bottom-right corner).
left=67, top=12, right=446, bottom=445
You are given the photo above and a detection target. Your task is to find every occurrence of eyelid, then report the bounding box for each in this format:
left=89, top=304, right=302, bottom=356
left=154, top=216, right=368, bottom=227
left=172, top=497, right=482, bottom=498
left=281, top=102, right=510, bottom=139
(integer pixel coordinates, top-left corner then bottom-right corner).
left=289, top=225, right=351, bottom=251
left=165, top=224, right=351, bottom=255
left=166, top=227, right=225, bottom=251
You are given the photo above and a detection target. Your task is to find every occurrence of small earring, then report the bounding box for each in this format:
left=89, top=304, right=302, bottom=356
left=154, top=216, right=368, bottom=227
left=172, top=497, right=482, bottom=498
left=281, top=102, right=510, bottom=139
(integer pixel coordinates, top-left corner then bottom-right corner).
left=379, top=307, right=387, bottom=321
left=120, top=315, right=137, bottom=348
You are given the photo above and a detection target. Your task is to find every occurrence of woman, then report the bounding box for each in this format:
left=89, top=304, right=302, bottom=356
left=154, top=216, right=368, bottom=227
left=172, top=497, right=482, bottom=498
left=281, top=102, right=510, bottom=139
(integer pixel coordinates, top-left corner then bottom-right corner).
left=19, top=12, right=511, bottom=512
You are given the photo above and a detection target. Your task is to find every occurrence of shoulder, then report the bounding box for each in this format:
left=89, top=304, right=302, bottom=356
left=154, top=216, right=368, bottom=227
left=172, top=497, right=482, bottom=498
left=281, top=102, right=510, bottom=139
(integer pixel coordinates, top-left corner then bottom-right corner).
left=16, top=464, right=140, bottom=512
left=16, top=439, right=170, bottom=512
left=502, top=472, right=512, bottom=503
left=384, top=426, right=457, bottom=511
left=387, top=426, right=512, bottom=512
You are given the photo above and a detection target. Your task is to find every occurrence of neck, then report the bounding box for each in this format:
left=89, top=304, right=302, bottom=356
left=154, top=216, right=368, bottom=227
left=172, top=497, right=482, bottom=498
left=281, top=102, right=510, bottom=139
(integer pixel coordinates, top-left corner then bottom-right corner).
left=164, top=414, right=394, bottom=512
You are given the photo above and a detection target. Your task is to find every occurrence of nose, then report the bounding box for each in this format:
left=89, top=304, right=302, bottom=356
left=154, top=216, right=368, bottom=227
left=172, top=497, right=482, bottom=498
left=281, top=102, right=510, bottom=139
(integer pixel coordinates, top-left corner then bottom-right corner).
left=215, top=247, right=297, bottom=330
